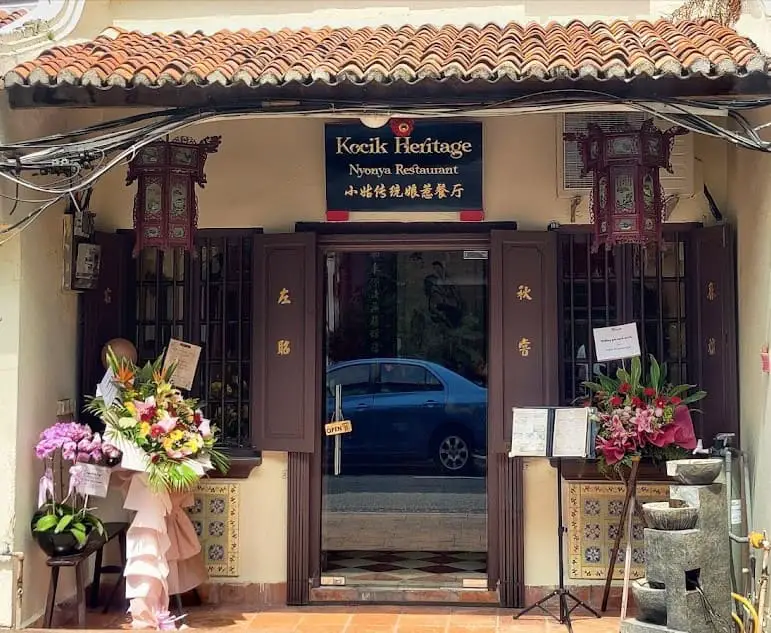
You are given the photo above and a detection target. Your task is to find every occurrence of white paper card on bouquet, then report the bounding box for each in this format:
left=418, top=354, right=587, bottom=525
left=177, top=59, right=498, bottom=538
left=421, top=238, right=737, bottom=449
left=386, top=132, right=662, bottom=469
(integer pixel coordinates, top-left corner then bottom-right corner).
left=121, top=442, right=150, bottom=472
left=98, top=369, right=119, bottom=407
left=76, top=464, right=112, bottom=497
left=592, top=323, right=641, bottom=362
left=163, top=339, right=201, bottom=391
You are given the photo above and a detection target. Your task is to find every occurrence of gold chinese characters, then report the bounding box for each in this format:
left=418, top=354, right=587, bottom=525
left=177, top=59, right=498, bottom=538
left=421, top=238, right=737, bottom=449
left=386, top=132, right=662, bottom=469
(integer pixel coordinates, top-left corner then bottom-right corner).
left=277, top=340, right=291, bottom=356
left=707, top=282, right=717, bottom=301
left=344, top=182, right=464, bottom=200
left=278, top=288, right=291, bottom=305
left=518, top=338, right=532, bottom=357
left=517, top=285, right=532, bottom=301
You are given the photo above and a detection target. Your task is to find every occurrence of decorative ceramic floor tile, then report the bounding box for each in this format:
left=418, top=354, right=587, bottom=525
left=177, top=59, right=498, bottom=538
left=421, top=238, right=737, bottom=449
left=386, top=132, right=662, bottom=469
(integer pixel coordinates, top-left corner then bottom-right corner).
left=324, top=550, right=486, bottom=587
left=187, top=482, right=240, bottom=577
left=567, top=482, right=669, bottom=580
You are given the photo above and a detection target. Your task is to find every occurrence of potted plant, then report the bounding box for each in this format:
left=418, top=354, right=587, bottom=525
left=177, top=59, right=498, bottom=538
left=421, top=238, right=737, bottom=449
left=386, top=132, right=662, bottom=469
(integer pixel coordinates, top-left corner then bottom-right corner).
left=583, top=355, right=706, bottom=476
left=31, top=422, right=120, bottom=556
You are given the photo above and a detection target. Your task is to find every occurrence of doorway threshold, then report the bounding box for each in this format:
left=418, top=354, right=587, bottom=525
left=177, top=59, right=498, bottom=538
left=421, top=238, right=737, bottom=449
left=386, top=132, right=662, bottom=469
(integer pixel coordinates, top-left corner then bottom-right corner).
left=310, top=585, right=499, bottom=605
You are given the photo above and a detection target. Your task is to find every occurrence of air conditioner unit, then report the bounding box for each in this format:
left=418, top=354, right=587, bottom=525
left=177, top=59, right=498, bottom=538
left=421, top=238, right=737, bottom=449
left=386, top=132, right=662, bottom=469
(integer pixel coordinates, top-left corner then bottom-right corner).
left=557, top=113, right=694, bottom=199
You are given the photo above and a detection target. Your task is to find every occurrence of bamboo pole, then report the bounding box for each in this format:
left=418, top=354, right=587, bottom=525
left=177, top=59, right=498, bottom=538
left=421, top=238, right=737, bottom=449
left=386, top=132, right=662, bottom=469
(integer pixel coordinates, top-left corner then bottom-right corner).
left=601, top=456, right=641, bottom=611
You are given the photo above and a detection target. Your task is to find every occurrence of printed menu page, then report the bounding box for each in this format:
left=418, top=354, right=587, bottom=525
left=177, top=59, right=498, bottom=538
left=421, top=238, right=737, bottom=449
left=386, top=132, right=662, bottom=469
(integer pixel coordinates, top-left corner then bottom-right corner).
left=509, top=408, right=549, bottom=457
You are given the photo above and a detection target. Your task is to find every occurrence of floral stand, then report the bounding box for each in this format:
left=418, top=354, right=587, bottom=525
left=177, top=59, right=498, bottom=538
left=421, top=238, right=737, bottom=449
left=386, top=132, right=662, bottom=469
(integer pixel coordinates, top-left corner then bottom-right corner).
left=116, top=471, right=207, bottom=629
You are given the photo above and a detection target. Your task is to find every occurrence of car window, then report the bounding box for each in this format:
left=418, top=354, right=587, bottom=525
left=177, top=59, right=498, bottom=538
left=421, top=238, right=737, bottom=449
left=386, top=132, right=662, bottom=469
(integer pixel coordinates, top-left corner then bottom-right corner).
left=327, top=364, right=372, bottom=398
left=378, top=363, right=444, bottom=394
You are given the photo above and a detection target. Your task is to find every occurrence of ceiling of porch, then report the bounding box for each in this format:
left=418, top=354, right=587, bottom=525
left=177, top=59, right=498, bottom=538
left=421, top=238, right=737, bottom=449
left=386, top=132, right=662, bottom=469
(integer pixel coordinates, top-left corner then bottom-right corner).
left=4, top=17, right=771, bottom=107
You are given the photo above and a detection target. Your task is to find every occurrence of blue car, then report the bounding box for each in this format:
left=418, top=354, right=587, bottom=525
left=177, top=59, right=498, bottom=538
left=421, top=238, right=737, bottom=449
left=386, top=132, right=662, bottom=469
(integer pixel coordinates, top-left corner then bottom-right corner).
left=325, top=358, right=487, bottom=474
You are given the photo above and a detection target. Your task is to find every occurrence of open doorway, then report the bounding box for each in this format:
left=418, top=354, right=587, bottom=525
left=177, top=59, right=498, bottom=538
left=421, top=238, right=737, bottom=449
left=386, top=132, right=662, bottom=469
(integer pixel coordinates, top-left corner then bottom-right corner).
left=320, top=249, right=488, bottom=588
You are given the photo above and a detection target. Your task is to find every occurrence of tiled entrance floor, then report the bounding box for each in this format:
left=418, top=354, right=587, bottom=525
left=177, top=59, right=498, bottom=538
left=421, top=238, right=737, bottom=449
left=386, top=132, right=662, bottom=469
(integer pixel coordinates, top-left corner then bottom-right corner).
left=35, top=606, right=622, bottom=633
left=324, top=551, right=487, bottom=587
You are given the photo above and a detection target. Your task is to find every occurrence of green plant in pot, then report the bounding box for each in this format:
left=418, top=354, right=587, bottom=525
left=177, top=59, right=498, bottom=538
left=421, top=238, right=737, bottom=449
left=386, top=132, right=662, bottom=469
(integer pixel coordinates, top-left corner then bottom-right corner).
left=32, top=422, right=121, bottom=556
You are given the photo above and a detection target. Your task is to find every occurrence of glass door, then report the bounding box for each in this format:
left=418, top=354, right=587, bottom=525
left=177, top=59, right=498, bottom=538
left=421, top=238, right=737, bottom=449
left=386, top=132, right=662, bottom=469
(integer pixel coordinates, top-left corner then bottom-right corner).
left=320, top=250, right=488, bottom=588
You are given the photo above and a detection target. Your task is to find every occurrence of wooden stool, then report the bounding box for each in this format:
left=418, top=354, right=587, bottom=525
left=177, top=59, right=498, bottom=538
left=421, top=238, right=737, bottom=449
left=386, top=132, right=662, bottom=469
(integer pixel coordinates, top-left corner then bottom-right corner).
left=44, top=539, right=101, bottom=628
left=89, top=522, right=128, bottom=613
left=43, top=522, right=129, bottom=628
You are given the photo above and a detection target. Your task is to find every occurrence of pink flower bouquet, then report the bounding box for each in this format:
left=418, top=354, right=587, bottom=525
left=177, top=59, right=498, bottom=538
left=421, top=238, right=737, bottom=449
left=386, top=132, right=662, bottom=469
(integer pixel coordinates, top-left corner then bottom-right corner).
left=583, top=355, right=706, bottom=474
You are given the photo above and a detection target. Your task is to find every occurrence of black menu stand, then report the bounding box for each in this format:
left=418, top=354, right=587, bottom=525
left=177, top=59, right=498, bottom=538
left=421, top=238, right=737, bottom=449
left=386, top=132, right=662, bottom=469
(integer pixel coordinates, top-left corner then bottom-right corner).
left=513, top=457, right=601, bottom=633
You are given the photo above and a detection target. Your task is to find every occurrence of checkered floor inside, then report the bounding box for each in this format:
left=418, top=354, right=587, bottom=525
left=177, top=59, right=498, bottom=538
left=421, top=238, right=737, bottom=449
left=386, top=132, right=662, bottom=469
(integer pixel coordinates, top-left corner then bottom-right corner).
left=323, top=550, right=487, bottom=587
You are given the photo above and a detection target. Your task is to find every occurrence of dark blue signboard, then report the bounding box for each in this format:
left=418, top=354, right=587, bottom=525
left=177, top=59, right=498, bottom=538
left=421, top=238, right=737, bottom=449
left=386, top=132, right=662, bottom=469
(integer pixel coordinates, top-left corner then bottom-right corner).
left=325, top=121, right=483, bottom=212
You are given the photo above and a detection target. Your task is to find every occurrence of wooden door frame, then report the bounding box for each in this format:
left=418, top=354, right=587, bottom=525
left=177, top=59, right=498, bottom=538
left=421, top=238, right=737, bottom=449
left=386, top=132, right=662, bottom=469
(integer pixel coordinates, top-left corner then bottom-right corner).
left=295, top=227, right=524, bottom=605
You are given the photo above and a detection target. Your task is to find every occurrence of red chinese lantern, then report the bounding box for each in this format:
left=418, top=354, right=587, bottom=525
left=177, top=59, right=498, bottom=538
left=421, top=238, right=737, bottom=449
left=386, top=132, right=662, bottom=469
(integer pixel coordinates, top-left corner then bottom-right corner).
left=127, top=136, right=221, bottom=255
left=567, top=120, right=686, bottom=251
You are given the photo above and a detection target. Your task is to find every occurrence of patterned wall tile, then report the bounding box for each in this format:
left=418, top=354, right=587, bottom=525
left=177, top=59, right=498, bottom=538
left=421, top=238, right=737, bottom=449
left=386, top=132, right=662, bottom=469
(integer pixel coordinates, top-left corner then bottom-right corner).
left=187, top=481, right=240, bottom=577
left=567, top=482, right=669, bottom=580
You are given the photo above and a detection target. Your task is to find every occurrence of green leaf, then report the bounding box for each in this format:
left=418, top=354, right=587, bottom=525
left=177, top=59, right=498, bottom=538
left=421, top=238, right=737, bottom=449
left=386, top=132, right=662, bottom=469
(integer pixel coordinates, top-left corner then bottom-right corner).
left=631, top=357, right=642, bottom=392
left=34, top=514, right=59, bottom=532
left=616, top=367, right=630, bottom=383
left=70, top=527, right=87, bottom=546
left=54, top=514, right=73, bottom=534
left=582, top=381, right=603, bottom=393
left=680, top=391, right=707, bottom=405
left=649, top=355, right=661, bottom=392
left=598, top=375, right=617, bottom=393
left=666, top=384, right=692, bottom=396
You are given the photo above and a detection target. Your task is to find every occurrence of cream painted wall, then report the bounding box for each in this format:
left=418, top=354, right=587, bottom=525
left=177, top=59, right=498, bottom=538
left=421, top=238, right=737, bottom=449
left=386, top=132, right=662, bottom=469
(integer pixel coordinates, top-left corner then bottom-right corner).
left=727, top=108, right=771, bottom=542
left=0, top=103, right=79, bottom=626
left=67, top=0, right=689, bottom=39
left=82, top=111, right=720, bottom=587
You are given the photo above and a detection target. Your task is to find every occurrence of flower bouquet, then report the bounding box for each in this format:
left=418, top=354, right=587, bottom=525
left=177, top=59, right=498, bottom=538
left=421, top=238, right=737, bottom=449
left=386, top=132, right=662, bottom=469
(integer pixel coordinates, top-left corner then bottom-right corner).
left=32, top=422, right=119, bottom=556
left=583, top=355, right=706, bottom=475
left=86, top=349, right=229, bottom=493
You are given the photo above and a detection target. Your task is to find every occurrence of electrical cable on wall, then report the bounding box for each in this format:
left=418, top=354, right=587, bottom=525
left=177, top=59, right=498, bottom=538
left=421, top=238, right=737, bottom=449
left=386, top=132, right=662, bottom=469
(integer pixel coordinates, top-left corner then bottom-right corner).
left=4, top=89, right=771, bottom=236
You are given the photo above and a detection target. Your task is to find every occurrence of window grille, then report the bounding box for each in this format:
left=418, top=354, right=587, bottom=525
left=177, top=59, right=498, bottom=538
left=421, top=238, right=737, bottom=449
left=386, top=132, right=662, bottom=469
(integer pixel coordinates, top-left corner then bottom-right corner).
left=558, top=231, right=690, bottom=405
left=133, top=231, right=253, bottom=448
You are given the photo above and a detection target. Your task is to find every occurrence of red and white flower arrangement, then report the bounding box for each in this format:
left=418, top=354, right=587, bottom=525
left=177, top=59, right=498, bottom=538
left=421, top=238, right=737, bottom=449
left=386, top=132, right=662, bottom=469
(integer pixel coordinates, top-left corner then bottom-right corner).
left=583, top=355, right=706, bottom=473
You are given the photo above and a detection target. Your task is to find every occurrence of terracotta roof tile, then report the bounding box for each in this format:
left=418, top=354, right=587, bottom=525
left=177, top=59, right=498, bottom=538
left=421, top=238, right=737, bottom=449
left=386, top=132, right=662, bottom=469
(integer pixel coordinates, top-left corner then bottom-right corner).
left=0, top=9, right=27, bottom=29
left=4, top=18, right=768, bottom=89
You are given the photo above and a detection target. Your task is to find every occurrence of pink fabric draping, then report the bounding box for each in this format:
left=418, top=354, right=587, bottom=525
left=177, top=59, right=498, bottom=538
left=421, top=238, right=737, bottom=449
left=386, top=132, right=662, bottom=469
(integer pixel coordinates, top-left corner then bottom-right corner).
left=123, top=473, right=172, bottom=629
left=113, top=471, right=208, bottom=629
left=166, top=492, right=208, bottom=596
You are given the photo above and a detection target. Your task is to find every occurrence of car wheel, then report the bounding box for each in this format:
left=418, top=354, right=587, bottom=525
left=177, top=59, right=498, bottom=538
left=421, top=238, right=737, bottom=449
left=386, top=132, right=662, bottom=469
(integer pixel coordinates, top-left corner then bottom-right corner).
left=435, top=431, right=471, bottom=474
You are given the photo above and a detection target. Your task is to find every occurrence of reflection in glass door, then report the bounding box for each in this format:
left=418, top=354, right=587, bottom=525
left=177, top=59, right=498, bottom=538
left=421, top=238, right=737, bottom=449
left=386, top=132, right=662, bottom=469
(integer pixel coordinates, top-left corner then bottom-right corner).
left=321, top=250, right=488, bottom=588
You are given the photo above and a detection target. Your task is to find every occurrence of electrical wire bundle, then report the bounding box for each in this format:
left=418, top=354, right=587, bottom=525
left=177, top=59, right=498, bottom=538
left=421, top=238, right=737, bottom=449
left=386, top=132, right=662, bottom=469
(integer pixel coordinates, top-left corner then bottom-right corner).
left=3, top=89, right=771, bottom=240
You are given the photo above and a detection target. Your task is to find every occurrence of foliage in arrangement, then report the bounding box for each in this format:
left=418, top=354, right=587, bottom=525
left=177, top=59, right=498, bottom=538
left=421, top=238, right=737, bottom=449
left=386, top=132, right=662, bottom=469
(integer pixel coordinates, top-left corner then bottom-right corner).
left=33, top=422, right=117, bottom=547
left=86, top=349, right=229, bottom=493
left=583, top=355, right=706, bottom=474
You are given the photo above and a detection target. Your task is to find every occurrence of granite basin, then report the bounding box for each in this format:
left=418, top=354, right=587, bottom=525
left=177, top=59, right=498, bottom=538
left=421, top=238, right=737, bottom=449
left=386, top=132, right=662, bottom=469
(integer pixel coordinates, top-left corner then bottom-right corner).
left=666, top=458, right=723, bottom=485
left=642, top=500, right=698, bottom=531
left=631, top=578, right=667, bottom=625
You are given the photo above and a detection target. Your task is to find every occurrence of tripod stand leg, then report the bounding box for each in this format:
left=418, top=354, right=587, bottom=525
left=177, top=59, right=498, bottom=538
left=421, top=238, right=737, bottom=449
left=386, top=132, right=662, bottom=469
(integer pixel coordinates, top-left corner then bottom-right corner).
left=564, top=590, right=602, bottom=618
left=513, top=590, right=561, bottom=621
